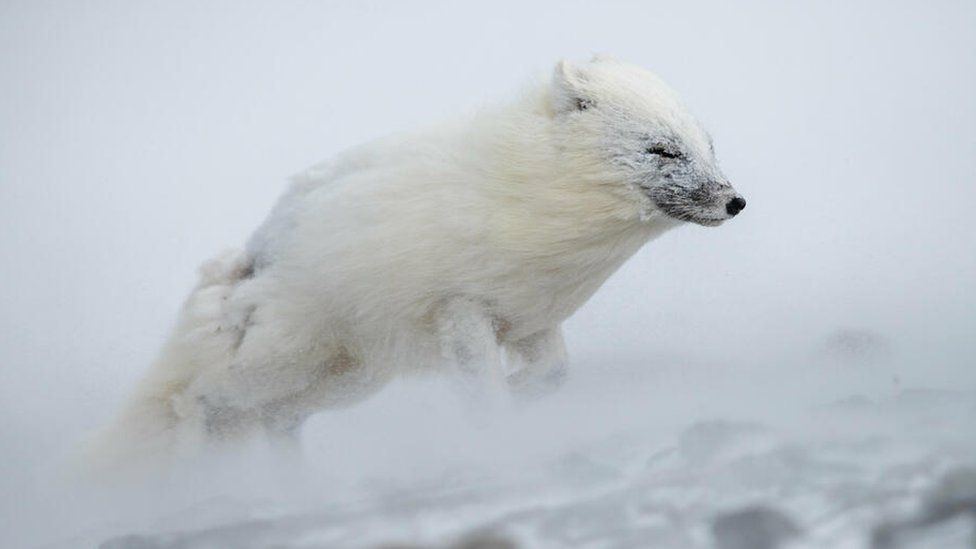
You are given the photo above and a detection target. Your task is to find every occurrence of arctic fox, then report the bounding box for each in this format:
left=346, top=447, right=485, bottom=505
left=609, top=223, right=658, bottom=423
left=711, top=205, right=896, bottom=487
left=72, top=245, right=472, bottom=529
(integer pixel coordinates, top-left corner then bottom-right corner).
left=91, top=56, right=745, bottom=468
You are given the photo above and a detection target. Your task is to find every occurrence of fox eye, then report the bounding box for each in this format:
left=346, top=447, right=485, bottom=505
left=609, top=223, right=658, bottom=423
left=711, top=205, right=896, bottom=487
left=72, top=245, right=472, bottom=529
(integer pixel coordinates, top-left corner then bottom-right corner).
left=575, top=98, right=595, bottom=111
left=645, top=146, right=683, bottom=160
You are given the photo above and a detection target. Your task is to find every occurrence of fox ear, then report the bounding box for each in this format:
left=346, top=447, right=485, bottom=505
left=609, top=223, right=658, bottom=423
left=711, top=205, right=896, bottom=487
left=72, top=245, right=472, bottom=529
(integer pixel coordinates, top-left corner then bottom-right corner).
left=590, top=52, right=618, bottom=64
left=551, top=60, right=592, bottom=115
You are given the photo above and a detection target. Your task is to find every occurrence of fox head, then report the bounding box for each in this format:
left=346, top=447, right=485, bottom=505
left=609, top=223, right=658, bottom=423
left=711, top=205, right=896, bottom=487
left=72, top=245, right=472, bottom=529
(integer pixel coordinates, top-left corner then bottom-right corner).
left=549, top=56, right=745, bottom=226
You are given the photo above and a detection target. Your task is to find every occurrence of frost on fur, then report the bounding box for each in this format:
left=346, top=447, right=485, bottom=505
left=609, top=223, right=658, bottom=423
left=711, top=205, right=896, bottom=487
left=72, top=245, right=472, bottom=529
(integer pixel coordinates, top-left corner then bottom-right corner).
left=87, top=57, right=744, bottom=474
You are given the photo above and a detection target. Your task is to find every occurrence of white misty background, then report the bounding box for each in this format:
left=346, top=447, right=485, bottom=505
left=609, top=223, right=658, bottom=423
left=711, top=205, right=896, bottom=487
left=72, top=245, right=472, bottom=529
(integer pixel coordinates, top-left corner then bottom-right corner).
left=1, top=1, right=974, bottom=548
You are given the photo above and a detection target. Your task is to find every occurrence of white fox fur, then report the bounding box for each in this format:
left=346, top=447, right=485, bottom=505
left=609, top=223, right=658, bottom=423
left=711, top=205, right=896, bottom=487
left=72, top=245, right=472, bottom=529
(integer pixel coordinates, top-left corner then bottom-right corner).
left=89, top=56, right=744, bottom=471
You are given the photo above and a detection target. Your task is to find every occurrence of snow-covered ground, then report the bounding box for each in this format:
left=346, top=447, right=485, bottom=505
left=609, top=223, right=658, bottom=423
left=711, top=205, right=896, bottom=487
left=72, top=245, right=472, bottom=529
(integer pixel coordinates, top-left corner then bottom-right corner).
left=1, top=2, right=974, bottom=548
left=93, top=389, right=970, bottom=549
left=11, top=345, right=976, bottom=548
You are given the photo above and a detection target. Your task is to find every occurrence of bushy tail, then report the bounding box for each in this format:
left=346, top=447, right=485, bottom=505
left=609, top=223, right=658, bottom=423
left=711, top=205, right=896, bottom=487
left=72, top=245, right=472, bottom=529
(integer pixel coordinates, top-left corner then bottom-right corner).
left=78, top=249, right=253, bottom=477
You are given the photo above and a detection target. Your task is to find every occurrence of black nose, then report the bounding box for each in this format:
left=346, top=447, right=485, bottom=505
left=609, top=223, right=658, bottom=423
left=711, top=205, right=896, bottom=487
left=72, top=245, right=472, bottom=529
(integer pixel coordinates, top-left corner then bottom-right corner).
left=726, top=196, right=746, bottom=216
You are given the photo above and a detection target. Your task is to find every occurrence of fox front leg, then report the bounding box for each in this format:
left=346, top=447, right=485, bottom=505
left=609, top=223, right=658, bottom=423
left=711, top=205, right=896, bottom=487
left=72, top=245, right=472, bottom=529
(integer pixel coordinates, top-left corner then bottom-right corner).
left=432, top=297, right=510, bottom=412
left=506, top=327, right=569, bottom=401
